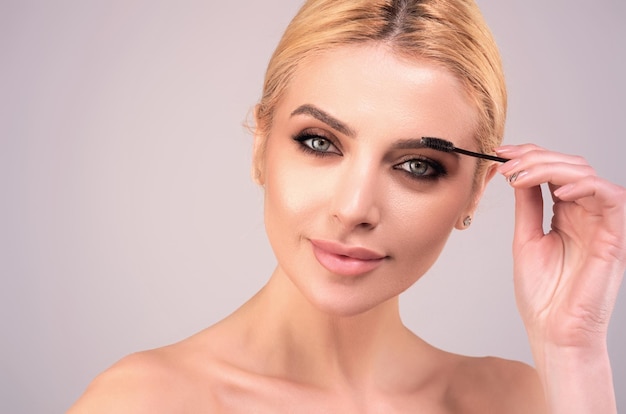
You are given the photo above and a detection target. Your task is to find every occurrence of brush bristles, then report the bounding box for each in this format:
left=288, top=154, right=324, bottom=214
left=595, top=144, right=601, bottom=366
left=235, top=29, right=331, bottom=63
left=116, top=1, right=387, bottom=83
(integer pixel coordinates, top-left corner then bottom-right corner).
left=420, top=137, right=455, bottom=152
left=421, top=136, right=509, bottom=163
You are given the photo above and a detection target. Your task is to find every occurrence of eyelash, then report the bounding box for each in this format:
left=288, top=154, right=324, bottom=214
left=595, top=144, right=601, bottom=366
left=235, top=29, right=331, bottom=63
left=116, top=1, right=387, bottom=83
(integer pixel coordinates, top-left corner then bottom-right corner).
left=393, top=157, right=447, bottom=181
left=292, top=131, right=341, bottom=157
left=292, top=130, right=447, bottom=181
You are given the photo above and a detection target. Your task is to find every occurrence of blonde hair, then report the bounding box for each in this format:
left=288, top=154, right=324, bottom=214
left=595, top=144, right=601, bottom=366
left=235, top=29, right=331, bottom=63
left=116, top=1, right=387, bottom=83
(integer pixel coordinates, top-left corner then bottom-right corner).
left=255, top=0, right=506, bottom=176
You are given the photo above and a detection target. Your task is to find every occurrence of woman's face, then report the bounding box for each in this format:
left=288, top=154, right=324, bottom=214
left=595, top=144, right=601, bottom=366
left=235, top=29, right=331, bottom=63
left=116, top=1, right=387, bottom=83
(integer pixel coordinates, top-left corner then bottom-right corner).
left=256, top=44, right=492, bottom=316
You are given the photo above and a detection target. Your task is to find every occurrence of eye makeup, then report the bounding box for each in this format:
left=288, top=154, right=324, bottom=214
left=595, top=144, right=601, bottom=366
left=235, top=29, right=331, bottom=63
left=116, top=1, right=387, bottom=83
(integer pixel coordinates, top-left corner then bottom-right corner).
left=393, top=156, right=447, bottom=180
left=292, top=130, right=341, bottom=157
left=292, top=128, right=449, bottom=181
left=420, top=137, right=509, bottom=163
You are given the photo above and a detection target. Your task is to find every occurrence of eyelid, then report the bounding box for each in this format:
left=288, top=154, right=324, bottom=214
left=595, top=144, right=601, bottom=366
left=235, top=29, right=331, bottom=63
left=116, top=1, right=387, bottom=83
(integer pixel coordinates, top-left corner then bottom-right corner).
left=292, top=128, right=343, bottom=156
left=393, top=155, right=447, bottom=180
left=297, top=127, right=340, bottom=144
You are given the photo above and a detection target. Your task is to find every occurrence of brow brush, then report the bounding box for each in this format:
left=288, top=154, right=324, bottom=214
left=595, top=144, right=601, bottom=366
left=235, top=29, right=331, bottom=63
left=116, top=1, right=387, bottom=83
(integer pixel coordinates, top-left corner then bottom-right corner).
left=420, top=137, right=509, bottom=163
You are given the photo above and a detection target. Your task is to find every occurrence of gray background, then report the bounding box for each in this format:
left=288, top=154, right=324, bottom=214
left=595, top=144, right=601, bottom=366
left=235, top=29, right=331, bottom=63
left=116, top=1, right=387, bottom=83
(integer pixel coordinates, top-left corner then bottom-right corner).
left=1, top=1, right=624, bottom=412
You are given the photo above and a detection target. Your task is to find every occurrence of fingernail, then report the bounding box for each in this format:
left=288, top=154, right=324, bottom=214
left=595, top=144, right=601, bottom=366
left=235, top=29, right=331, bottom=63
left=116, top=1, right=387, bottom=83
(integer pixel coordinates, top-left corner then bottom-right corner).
left=498, top=159, right=519, bottom=174
left=507, top=170, right=527, bottom=184
left=495, top=145, right=514, bottom=154
left=554, top=183, right=573, bottom=198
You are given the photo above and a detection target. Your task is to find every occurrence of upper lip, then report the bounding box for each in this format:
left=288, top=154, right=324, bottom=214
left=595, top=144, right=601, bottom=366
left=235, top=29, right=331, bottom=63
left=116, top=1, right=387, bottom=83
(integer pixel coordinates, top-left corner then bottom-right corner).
left=310, top=239, right=387, bottom=261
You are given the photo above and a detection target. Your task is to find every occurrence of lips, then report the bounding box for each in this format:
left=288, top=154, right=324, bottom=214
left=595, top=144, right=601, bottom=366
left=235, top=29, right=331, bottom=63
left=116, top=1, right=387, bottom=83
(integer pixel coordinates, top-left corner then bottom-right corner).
left=310, top=239, right=387, bottom=276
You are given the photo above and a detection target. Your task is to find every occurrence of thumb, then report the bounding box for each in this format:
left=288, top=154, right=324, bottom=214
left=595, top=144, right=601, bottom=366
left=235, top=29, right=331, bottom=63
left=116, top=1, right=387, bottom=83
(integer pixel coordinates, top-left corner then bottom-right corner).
left=513, top=185, right=545, bottom=248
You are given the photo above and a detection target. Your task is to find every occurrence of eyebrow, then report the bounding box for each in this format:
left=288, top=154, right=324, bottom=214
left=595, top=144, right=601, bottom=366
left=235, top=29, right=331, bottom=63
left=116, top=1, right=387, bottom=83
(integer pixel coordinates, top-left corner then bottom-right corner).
left=391, top=138, right=427, bottom=150
left=290, top=104, right=460, bottom=159
left=290, top=104, right=356, bottom=137
left=391, top=138, right=460, bottom=159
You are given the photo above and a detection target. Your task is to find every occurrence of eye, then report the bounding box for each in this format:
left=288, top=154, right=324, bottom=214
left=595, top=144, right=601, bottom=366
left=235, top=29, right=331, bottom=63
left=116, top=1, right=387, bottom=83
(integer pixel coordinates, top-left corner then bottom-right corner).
left=308, top=137, right=332, bottom=152
left=394, top=157, right=447, bottom=180
left=292, top=131, right=341, bottom=156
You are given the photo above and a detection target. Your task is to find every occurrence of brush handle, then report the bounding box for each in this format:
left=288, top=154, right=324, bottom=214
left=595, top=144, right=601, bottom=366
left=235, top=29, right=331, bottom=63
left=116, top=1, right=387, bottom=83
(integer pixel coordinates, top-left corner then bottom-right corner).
left=453, top=147, right=509, bottom=163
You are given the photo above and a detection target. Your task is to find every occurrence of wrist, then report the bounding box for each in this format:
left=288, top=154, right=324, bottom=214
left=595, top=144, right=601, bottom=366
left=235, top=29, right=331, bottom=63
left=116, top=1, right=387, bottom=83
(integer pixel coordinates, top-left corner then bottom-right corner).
left=530, top=341, right=616, bottom=414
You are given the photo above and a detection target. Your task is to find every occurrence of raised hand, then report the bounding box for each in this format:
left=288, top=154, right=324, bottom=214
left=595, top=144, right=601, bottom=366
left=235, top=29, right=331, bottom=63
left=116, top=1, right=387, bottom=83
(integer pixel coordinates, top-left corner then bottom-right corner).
left=496, top=144, right=626, bottom=413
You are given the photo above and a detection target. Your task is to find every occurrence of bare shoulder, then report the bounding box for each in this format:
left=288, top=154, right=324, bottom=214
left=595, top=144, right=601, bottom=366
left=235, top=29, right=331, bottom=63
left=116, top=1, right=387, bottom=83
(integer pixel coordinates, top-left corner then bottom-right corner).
left=445, top=355, right=547, bottom=414
left=67, top=340, right=219, bottom=414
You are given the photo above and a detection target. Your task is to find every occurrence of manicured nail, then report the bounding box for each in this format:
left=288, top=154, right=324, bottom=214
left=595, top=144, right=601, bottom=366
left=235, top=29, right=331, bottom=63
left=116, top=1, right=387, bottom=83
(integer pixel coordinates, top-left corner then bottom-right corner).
left=495, top=146, right=514, bottom=154
left=554, top=183, right=574, bottom=198
left=498, top=159, right=519, bottom=174
left=507, top=170, right=527, bottom=184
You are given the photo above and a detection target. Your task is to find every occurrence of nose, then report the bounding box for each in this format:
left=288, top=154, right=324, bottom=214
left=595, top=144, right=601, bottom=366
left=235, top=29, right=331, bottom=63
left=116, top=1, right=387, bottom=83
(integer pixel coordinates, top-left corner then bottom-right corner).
left=329, top=161, right=381, bottom=232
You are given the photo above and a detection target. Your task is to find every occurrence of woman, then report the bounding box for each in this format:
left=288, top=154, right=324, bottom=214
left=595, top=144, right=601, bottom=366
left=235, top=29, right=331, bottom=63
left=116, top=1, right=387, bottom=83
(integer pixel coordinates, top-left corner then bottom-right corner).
left=69, top=0, right=625, bottom=412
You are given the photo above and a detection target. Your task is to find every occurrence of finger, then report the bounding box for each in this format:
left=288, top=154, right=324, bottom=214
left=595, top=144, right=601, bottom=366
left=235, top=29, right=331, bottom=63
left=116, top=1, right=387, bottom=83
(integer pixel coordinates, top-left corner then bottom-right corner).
left=554, top=176, right=626, bottom=217
left=496, top=144, right=589, bottom=167
left=496, top=144, right=589, bottom=187
left=548, top=182, right=560, bottom=204
left=513, top=185, right=545, bottom=246
left=496, top=143, right=542, bottom=155
left=502, top=162, right=596, bottom=190
left=554, top=176, right=623, bottom=204
left=498, top=150, right=591, bottom=178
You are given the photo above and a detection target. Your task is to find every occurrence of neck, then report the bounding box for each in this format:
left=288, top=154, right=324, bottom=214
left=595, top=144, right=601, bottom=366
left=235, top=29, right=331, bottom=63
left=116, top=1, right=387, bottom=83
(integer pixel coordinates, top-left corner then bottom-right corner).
left=233, top=267, right=418, bottom=389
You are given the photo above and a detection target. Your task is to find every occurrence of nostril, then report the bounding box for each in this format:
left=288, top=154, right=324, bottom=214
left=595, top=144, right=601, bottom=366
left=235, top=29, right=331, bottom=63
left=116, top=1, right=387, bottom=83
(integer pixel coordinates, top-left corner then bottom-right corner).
left=330, top=170, right=381, bottom=231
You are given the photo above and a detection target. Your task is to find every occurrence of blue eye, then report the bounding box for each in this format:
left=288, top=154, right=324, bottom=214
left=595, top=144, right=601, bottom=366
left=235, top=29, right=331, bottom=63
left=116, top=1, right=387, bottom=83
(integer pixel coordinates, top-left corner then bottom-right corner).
left=394, top=157, right=446, bottom=180
left=293, top=132, right=341, bottom=156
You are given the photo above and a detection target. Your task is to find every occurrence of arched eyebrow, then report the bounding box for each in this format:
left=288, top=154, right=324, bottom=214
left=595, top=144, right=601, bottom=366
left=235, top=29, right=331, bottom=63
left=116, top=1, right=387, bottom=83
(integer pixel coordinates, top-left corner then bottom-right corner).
left=391, top=138, right=428, bottom=150
left=290, top=105, right=461, bottom=160
left=290, top=104, right=356, bottom=138
left=391, top=138, right=460, bottom=160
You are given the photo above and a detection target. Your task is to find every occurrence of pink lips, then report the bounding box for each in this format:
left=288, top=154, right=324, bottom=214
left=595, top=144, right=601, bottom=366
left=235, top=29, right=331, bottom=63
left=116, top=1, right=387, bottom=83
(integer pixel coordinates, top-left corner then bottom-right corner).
left=310, top=239, right=387, bottom=276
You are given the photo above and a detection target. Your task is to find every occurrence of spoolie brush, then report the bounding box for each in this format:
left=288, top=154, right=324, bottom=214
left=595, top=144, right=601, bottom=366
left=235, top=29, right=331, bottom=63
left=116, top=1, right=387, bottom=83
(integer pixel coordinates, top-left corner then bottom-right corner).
left=420, top=137, right=509, bottom=163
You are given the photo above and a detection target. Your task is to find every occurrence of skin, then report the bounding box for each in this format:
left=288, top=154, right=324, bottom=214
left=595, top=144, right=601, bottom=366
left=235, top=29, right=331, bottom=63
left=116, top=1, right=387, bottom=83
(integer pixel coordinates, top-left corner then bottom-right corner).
left=68, top=43, right=625, bottom=413
left=497, top=146, right=625, bottom=413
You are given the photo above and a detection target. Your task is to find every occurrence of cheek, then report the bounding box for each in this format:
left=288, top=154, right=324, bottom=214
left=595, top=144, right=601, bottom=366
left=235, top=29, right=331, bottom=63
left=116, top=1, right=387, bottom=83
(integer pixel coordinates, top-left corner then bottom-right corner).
left=384, top=186, right=470, bottom=269
left=265, top=168, right=319, bottom=223
left=263, top=150, right=328, bottom=244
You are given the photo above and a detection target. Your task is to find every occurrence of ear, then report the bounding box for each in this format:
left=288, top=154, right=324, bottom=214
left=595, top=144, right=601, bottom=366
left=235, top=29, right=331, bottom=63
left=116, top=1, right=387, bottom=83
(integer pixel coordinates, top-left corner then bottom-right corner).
left=251, top=105, right=268, bottom=186
left=455, top=162, right=498, bottom=230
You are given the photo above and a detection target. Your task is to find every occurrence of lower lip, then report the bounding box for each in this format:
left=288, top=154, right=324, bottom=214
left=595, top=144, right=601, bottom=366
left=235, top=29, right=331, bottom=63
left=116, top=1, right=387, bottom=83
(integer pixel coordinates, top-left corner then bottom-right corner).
left=311, top=244, right=385, bottom=277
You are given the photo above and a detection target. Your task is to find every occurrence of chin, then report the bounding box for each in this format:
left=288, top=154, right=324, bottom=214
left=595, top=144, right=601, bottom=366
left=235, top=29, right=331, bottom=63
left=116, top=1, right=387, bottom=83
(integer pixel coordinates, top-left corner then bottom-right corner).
left=298, top=278, right=403, bottom=318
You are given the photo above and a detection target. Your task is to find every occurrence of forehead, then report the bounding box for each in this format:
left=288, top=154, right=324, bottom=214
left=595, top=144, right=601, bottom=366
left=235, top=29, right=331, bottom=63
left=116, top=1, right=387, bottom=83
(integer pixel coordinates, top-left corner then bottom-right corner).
left=277, top=44, right=479, bottom=149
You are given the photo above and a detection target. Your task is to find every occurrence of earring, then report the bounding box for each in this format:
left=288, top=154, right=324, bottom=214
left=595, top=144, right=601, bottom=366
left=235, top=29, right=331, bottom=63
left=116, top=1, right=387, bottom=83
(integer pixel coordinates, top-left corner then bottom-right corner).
left=463, top=216, right=472, bottom=227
